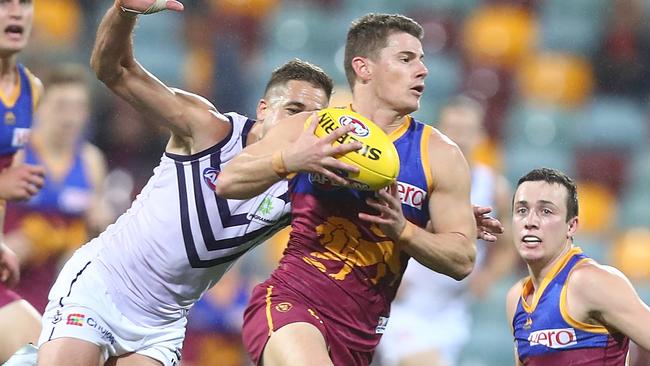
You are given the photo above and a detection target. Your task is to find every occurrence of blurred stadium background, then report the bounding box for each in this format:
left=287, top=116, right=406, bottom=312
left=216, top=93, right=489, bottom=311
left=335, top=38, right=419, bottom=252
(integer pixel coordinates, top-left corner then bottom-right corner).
left=17, top=0, right=650, bottom=365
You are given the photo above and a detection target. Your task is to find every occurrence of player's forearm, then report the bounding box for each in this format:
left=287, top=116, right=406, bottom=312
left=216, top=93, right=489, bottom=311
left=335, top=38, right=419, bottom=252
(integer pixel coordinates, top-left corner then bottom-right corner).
left=91, top=4, right=137, bottom=85
left=400, top=224, right=476, bottom=280
left=215, top=153, right=284, bottom=199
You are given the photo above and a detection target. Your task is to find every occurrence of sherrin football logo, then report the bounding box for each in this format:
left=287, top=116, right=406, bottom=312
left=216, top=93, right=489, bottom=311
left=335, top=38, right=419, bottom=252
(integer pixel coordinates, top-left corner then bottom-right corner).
left=339, top=115, right=370, bottom=137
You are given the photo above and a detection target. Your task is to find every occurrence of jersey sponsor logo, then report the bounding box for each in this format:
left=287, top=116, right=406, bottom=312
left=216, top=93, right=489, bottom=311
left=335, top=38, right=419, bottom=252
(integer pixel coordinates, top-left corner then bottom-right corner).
left=528, top=327, right=577, bottom=349
left=375, top=316, right=389, bottom=334
left=87, top=317, right=116, bottom=345
left=202, top=167, right=220, bottom=191
left=397, top=181, right=427, bottom=210
left=275, top=302, right=293, bottom=312
left=11, top=127, right=30, bottom=148
left=339, top=115, right=370, bottom=137
left=66, top=313, right=85, bottom=326
left=247, top=194, right=285, bottom=225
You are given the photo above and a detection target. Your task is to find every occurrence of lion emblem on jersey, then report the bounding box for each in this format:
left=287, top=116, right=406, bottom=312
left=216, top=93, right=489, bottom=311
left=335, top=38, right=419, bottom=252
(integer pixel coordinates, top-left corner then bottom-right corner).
left=302, top=216, right=401, bottom=285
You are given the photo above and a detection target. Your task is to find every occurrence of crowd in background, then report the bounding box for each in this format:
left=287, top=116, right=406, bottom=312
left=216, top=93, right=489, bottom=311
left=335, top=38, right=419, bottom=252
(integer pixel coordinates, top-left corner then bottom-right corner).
left=11, top=0, right=650, bottom=365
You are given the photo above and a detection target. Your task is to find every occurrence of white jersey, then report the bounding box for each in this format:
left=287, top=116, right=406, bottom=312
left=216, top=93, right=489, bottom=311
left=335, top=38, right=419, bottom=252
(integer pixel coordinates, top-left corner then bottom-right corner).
left=87, top=112, right=290, bottom=327
left=397, top=164, right=496, bottom=315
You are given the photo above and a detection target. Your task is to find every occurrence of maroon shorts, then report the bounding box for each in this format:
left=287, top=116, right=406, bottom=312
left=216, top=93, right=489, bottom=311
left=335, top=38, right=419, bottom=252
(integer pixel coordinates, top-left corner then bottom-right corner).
left=242, top=281, right=373, bottom=366
left=0, top=283, right=21, bottom=308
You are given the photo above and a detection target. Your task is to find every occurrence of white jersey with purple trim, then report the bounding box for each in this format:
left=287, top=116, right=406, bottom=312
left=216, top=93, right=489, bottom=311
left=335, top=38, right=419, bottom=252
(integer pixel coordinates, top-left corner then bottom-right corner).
left=80, top=112, right=290, bottom=327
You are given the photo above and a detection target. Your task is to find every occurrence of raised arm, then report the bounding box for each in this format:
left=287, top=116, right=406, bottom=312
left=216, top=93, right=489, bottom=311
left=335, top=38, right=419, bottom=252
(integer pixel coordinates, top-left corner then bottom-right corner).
left=91, top=1, right=229, bottom=152
left=568, top=262, right=650, bottom=351
left=215, top=113, right=360, bottom=199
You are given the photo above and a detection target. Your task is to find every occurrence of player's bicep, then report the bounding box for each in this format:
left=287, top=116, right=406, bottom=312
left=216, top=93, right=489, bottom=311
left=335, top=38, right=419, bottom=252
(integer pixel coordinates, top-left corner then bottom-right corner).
left=110, top=62, right=220, bottom=137
left=428, top=144, right=476, bottom=239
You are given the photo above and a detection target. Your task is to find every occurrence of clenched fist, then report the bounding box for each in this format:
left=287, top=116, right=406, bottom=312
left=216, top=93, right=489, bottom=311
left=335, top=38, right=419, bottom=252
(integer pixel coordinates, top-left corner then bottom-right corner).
left=117, top=0, right=184, bottom=15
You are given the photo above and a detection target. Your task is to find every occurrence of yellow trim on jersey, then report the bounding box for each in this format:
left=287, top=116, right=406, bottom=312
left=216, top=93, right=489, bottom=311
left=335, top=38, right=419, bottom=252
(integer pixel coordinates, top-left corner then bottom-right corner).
left=23, top=66, right=40, bottom=109
left=0, top=67, right=21, bottom=107
left=420, top=124, right=434, bottom=193
left=388, top=115, right=411, bottom=141
left=521, top=246, right=583, bottom=313
left=559, top=257, right=610, bottom=334
left=265, top=285, right=275, bottom=336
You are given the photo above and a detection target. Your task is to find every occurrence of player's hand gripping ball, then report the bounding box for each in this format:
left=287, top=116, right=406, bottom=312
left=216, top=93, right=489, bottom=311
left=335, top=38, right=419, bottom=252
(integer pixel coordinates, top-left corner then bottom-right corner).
left=307, top=108, right=400, bottom=191
left=117, top=0, right=184, bottom=15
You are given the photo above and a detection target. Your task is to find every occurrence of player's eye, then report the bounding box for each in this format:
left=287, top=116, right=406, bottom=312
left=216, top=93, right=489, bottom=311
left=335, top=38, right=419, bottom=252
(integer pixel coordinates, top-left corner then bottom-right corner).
left=286, top=108, right=301, bottom=115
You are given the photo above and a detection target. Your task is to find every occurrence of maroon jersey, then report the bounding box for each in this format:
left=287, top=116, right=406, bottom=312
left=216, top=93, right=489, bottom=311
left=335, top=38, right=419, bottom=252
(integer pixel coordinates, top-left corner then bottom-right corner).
left=264, top=116, right=434, bottom=358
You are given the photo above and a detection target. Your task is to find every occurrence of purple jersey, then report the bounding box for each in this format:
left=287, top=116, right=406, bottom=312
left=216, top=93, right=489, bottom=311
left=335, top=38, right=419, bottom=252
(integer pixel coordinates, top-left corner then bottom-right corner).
left=513, top=247, right=629, bottom=365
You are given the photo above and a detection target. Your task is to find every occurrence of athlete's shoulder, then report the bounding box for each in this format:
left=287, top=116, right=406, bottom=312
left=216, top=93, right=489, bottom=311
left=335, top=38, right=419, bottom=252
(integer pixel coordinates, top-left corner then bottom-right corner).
left=568, top=260, right=629, bottom=299
left=506, top=278, right=525, bottom=327
left=21, top=65, right=44, bottom=107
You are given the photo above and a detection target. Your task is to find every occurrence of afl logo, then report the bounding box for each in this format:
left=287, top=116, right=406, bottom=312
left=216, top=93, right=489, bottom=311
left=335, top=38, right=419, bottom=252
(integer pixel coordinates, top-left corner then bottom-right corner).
left=339, top=115, right=370, bottom=137
left=202, top=167, right=220, bottom=191
left=275, top=302, right=293, bottom=312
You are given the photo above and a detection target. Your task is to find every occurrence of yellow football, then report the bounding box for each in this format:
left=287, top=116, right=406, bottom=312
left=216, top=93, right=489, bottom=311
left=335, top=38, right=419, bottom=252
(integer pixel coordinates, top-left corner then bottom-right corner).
left=306, top=107, right=400, bottom=191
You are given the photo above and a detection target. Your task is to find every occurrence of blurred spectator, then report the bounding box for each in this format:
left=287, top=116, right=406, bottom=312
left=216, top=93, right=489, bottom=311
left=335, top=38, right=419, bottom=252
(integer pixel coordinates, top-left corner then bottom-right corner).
left=183, top=265, right=255, bottom=366
left=4, top=64, right=112, bottom=312
left=593, top=0, right=650, bottom=99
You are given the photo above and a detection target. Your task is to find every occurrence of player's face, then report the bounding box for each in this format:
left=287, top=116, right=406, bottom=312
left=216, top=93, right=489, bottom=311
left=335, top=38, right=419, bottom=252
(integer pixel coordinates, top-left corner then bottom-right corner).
left=36, top=83, right=90, bottom=140
left=0, top=0, right=33, bottom=56
left=438, top=106, right=484, bottom=159
left=512, top=181, right=578, bottom=268
left=368, top=32, right=427, bottom=115
left=258, top=79, right=329, bottom=135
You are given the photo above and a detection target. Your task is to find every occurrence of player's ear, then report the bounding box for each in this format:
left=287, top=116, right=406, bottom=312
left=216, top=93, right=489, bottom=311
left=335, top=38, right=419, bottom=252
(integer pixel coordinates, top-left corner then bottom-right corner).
left=567, top=216, right=579, bottom=239
left=351, top=56, right=372, bottom=84
left=256, top=99, right=268, bottom=122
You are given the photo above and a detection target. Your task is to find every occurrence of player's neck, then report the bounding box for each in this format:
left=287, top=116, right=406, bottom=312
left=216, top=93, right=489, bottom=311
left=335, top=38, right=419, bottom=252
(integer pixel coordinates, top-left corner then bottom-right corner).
left=527, top=243, right=573, bottom=288
left=350, top=100, right=407, bottom=134
left=0, top=57, right=18, bottom=96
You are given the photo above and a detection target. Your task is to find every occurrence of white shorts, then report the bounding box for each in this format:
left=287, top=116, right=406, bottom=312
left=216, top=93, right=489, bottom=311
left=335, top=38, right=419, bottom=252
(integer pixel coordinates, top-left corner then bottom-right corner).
left=38, top=246, right=187, bottom=366
left=378, top=303, right=471, bottom=366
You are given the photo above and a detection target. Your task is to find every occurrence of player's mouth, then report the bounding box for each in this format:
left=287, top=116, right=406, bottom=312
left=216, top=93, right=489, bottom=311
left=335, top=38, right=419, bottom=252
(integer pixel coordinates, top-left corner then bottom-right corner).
left=4, top=25, right=24, bottom=40
left=521, top=235, right=542, bottom=248
left=410, top=85, right=425, bottom=96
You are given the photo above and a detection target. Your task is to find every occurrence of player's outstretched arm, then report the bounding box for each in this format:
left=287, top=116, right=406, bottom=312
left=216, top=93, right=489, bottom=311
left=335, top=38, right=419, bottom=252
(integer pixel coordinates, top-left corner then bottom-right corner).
left=568, top=263, right=650, bottom=351
left=215, top=113, right=361, bottom=199
left=91, top=1, right=228, bottom=149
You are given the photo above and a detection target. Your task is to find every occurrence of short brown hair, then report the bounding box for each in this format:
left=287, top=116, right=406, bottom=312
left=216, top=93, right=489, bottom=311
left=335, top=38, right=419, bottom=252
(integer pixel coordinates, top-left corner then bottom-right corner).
left=344, top=13, right=423, bottom=88
left=515, top=168, right=579, bottom=222
left=264, top=59, right=333, bottom=100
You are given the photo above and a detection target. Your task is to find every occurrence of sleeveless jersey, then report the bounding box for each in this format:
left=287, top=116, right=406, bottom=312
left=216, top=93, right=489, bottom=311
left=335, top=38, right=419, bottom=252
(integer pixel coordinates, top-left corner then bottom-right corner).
left=88, top=112, right=291, bottom=326
left=0, top=64, right=37, bottom=158
left=269, top=114, right=433, bottom=353
left=5, top=141, right=93, bottom=262
left=513, top=247, right=630, bottom=365
left=396, top=164, right=496, bottom=315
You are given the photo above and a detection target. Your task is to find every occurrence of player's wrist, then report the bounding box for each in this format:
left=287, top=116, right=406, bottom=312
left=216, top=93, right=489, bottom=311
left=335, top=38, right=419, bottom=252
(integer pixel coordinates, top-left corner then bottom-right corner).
left=271, top=151, right=290, bottom=178
left=115, top=0, right=139, bottom=19
left=396, top=220, right=416, bottom=244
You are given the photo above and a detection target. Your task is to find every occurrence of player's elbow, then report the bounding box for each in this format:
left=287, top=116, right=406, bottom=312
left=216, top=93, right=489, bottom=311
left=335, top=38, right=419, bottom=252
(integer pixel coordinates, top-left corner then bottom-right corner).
left=451, top=238, right=477, bottom=281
